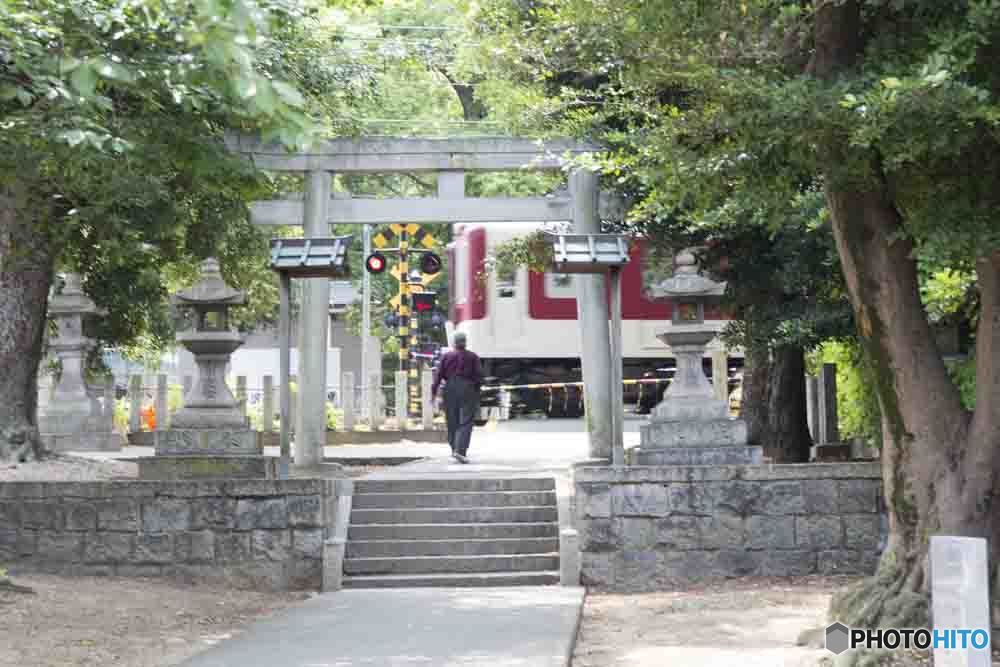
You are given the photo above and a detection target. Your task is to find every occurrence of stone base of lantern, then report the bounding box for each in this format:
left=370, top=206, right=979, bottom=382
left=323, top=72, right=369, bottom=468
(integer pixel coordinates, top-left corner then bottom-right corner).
left=154, top=428, right=261, bottom=456
left=40, top=415, right=122, bottom=453
left=639, top=418, right=748, bottom=449
left=631, top=444, right=763, bottom=466
left=137, top=455, right=278, bottom=480
left=41, top=431, right=122, bottom=453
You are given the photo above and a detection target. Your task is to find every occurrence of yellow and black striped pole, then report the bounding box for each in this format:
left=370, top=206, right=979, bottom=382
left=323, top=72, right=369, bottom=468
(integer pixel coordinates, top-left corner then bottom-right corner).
left=397, top=226, right=410, bottom=425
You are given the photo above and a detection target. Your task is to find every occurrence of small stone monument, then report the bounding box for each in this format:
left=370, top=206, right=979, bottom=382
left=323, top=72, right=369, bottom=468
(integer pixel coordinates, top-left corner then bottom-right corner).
left=138, top=258, right=270, bottom=479
left=632, top=250, right=761, bottom=465
left=38, top=274, right=119, bottom=452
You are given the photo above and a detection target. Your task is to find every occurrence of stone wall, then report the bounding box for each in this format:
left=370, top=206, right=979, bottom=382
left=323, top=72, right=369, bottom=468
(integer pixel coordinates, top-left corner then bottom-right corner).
left=574, top=463, right=882, bottom=591
left=0, top=479, right=347, bottom=591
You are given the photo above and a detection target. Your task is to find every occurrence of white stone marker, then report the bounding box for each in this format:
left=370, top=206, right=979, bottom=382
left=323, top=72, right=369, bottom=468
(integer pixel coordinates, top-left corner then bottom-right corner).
left=341, top=372, right=355, bottom=431
left=128, top=374, right=142, bottom=433
left=421, top=368, right=434, bottom=430
left=369, top=372, right=383, bottom=429
left=262, top=375, right=274, bottom=434
left=395, top=370, right=408, bottom=427
left=155, top=374, right=168, bottom=431
left=711, top=350, right=728, bottom=402
left=236, top=375, right=248, bottom=422
left=931, top=535, right=992, bottom=667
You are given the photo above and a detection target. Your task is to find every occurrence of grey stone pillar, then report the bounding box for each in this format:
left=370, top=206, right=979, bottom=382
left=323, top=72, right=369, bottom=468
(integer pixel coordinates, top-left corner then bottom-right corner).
left=805, top=375, right=819, bottom=443
left=818, top=363, right=839, bottom=445
left=295, top=170, right=332, bottom=467
left=128, top=374, right=142, bottom=433
left=341, top=372, right=355, bottom=431
left=395, top=370, right=408, bottom=427
left=155, top=374, right=168, bottom=431
left=570, top=169, right=613, bottom=460
left=262, top=375, right=274, bottom=434
left=236, top=375, right=248, bottom=422
left=421, top=369, right=434, bottom=430
left=183, top=374, right=193, bottom=399
left=369, top=372, right=383, bottom=428
left=712, top=350, right=728, bottom=402
left=103, top=377, right=115, bottom=424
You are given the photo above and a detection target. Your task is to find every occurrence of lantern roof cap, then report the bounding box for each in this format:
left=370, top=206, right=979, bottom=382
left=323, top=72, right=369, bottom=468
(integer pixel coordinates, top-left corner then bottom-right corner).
left=649, top=248, right=726, bottom=298
left=171, top=258, right=246, bottom=307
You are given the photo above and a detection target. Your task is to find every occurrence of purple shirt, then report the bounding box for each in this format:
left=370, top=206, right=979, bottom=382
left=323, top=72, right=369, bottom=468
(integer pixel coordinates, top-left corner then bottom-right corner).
left=432, top=348, right=483, bottom=398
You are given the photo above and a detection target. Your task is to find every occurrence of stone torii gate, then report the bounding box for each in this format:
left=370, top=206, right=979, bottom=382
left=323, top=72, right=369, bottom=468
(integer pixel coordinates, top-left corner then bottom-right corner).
left=226, top=134, right=618, bottom=465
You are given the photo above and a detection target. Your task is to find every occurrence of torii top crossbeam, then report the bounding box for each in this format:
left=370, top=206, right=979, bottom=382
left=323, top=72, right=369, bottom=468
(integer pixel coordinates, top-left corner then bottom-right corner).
left=224, top=132, right=601, bottom=173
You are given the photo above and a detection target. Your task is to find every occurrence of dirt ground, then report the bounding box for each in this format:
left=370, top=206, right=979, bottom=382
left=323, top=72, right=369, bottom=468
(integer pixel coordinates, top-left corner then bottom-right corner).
left=573, top=576, right=862, bottom=667
left=0, top=454, right=138, bottom=482
left=0, top=574, right=306, bottom=667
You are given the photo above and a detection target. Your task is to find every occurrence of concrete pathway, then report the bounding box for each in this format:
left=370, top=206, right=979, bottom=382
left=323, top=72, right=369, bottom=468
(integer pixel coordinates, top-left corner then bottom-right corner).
left=181, top=587, right=585, bottom=667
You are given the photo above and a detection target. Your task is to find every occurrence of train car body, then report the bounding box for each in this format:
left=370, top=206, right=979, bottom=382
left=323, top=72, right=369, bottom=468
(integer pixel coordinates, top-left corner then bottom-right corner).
left=447, top=223, right=742, bottom=416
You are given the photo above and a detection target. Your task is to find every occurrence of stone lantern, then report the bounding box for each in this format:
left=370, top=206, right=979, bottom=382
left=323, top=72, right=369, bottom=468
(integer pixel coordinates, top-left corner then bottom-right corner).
left=632, top=249, right=761, bottom=465
left=38, top=274, right=119, bottom=451
left=141, top=258, right=265, bottom=478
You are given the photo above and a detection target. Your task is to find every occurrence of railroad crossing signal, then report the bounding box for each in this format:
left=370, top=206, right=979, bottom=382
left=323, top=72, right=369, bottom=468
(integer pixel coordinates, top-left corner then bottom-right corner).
left=365, top=252, right=387, bottom=274
left=372, top=223, right=437, bottom=250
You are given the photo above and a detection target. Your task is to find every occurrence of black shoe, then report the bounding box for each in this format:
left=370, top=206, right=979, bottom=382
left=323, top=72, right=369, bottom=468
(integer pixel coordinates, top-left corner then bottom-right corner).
left=454, top=453, right=468, bottom=464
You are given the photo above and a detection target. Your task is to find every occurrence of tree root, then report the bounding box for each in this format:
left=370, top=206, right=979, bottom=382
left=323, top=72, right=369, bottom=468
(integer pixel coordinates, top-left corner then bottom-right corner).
left=828, top=560, right=929, bottom=667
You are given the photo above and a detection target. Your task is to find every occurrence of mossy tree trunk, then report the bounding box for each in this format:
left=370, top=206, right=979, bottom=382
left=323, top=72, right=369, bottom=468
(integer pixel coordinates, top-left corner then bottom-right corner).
left=812, top=1, right=1000, bottom=640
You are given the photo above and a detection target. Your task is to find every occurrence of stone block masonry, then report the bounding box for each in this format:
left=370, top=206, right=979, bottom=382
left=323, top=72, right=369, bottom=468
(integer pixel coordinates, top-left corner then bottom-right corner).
left=574, top=463, right=882, bottom=591
left=0, top=479, right=348, bottom=591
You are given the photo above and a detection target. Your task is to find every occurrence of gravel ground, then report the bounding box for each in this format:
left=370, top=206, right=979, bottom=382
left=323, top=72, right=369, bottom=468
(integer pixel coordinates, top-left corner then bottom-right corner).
left=573, top=576, right=860, bottom=667
left=0, top=574, right=306, bottom=667
left=0, top=454, right=138, bottom=482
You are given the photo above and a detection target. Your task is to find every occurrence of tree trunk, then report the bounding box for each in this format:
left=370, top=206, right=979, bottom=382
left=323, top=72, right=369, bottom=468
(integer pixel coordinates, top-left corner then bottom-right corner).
left=741, top=343, right=771, bottom=446
left=801, top=0, right=985, bottom=640
left=766, top=345, right=811, bottom=463
left=0, top=189, right=56, bottom=462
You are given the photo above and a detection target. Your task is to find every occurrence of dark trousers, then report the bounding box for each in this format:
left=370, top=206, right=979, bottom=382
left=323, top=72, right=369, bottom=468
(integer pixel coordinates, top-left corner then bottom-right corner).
left=443, top=377, right=478, bottom=455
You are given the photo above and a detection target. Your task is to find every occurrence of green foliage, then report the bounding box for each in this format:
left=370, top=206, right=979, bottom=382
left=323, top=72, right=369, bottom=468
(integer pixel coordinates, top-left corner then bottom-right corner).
left=946, top=356, right=977, bottom=411
left=811, top=341, right=883, bottom=448
left=326, top=403, right=342, bottom=431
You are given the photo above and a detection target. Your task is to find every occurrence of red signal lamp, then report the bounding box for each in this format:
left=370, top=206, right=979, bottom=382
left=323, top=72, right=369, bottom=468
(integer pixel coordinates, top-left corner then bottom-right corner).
left=412, top=291, right=436, bottom=313
left=365, top=252, right=387, bottom=274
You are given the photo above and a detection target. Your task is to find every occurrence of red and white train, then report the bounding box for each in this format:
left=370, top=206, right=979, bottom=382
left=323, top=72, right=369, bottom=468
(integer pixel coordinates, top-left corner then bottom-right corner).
left=447, top=223, right=743, bottom=416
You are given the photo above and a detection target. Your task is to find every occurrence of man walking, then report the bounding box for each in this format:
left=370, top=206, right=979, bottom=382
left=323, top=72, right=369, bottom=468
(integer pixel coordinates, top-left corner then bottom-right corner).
left=431, top=332, right=482, bottom=463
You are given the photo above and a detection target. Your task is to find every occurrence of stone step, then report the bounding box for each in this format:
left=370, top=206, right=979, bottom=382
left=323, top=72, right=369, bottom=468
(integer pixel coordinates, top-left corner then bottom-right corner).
left=344, top=553, right=560, bottom=576
left=350, top=506, right=558, bottom=525
left=342, top=571, right=560, bottom=589
left=346, top=537, right=559, bottom=558
left=348, top=522, right=559, bottom=541
left=356, top=478, right=555, bottom=493
left=351, top=490, right=557, bottom=510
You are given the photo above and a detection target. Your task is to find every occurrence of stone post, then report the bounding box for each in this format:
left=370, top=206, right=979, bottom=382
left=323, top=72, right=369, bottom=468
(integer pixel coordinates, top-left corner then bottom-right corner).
left=103, top=377, right=115, bottom=427
left=805, top=375, right=820, bottom=443
left=570, top=169, right=613, bottom=459
left=128, top=374, right=142, bottom=433
left=931, top=536, right=992, bottom=666
left=155, top=374, right=168, bottom=431
left=369, top=372, right=383, bottom=428
left=818, top=363, right=839, bottom=444
left=236, top=375, right=248, bottom=423
left=262, top=375, right=274, bottom=434
left=711, top=350, right=728, bottom=402
left=395, top=370, right=408, bottom=427
left=421, top=368, right=434, bottom=430
left=183, top=374, right=193, bottom=399
left=295, top=170, right=332, bottom=468
left=341, top=372, right=355, bottom=431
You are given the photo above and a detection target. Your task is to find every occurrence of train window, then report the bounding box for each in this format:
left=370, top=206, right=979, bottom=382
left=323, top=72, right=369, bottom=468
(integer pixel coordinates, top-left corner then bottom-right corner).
left=545, top=272, right=574, bottom=298
left=454, top=241, right=468, bottom=304
left=497, top=266, right=516, bottom=298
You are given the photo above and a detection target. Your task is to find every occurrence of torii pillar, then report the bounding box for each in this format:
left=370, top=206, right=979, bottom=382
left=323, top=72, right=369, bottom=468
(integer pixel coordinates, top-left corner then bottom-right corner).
left=296, top=171, right=331, bottom=467
left=570, top=169, right=613, bottom=460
